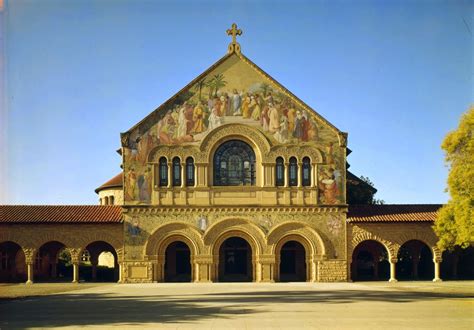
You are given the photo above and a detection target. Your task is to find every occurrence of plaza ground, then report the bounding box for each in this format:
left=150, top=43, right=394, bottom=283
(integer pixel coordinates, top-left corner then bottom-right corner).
left=1, top=282, right=473, bottom=329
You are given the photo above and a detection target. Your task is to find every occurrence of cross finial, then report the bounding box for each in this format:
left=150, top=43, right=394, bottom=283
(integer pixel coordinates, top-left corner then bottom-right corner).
left=226, top=23, right=242, bottom=54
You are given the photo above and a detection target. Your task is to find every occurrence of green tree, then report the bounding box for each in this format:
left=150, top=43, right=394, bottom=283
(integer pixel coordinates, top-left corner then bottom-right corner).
left=434, top=107, right=474, bottom=250
left=346, top=172, right=385, bottom=204
left=207, top=73, right=227, bottom=97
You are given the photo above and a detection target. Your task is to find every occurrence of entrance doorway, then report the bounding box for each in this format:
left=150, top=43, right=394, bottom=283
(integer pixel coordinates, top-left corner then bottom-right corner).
left=164, top=241, right=191, bottom=282
left=279, top=241, right=306, bottom=282
left=218, top=237, right=252, bottom=282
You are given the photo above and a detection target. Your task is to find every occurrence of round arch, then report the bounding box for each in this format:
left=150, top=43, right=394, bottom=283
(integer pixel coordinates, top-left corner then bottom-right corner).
left=351, top=240, right=390, bottom=281
left=203, top=218, right=266, bottom=254
left=350, top=232, right=397, bottom=261
left=274, top=234, right=313, bottom=282
left=144, top=222, right=204, bottom=258
left=397, top=239, right=434, bottom=280
left=0, top=241, right=26, bottom=283
left=397, top=233, right=441, bottom=261
left=212, top=230, right=258, bottom=282
left=267, top=222, right=327, bottom=258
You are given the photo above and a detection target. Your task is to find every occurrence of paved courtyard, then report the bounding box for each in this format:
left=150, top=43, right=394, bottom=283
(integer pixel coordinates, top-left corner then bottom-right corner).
left=1, top=282, right=473, bottom=329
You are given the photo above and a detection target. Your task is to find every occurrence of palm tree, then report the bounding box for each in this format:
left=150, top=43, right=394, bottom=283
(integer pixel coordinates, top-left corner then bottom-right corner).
left=212, top=73, right=227, bottom=97
left=194, top=78, right=207, bottom=101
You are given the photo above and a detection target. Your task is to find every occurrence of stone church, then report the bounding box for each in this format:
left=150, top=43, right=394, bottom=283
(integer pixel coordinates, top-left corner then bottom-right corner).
left=1, top=25, right=471, bottom=284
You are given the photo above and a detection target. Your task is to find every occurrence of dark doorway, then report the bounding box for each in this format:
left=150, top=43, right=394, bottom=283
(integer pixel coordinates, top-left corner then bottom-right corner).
left=0, top=241, right=26, bottom=283
left=351, top=240, right=390, bottom=281
left=219, top=237, right=253, bottom=282
left=165, top=241, right=191, bottom=282
left=279, top=241, right=306, bottom=282
left=397, top=240, right=434, bottom=280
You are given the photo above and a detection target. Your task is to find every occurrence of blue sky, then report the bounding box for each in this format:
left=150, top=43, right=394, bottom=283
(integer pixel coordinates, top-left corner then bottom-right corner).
left=2, top=0, right=472, bottom=204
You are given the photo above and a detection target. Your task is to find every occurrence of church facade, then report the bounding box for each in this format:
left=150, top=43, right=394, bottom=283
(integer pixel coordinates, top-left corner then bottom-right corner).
left=2, top=25, right=465, bottom=284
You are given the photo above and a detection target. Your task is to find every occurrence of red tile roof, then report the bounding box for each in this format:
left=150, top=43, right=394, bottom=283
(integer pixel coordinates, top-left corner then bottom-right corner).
left=0, top=205, right=122, bottom=224
left=95, top=173, right=123, bottom=193
left=347, top=204, right=442, bottom=222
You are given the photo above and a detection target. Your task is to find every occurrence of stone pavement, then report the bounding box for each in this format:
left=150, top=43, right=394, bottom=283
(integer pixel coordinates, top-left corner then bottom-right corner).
left=0, top=282, right=473, bottom=329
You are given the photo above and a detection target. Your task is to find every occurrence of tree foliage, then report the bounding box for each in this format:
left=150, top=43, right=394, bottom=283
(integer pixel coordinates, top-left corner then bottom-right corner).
left=434, top=107, right=474, bottom=250
left=347, top=174, right=385, bottom=205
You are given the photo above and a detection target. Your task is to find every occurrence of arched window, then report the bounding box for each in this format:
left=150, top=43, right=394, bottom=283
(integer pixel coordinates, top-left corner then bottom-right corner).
left=276, top=157, right=284, bottom=186
left=186, top=157, right=195, bottom=186
left=302, top=157, right=311, bottom=186
left=172, top=157, right=181, bottom=186
left=159, top=157, right=168, bottom=187
left=109, top=196, right=115, bottom=205
left=104, top=196, right=109, bottom=205
left=289, top=157, right=297, bottom=186
left=213, top=140, right=256, bottom=186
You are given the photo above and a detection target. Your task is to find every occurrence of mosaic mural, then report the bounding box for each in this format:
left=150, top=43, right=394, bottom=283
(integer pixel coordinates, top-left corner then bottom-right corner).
left=122, top=54, right=345, bottom=204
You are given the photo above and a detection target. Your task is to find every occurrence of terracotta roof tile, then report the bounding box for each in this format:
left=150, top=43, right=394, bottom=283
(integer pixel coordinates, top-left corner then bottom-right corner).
left=347, top=204, right=442, bottom=222
left=95, top=173, right=123, bottom=193
left=0, top=205, right=122, bottom=224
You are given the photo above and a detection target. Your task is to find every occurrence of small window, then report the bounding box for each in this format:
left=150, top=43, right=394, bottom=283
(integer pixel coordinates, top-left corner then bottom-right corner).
left=172, top=157, right=181, bottom=186
left=186, top=157, right=195, bottom=186
left=159, top=157, right=168, bottom=187
left=276, top=157, right=284, bottom=186
left=289, top=157, right=297, bottom=186
left=104, top=196, right=109, bottom=205
left=302, top=157, right=311, bottom=186
left=109, top=196, right=115, bottom=205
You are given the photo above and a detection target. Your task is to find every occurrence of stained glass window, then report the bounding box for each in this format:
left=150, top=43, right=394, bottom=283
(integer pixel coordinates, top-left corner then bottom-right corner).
left=289, top=157, right=297, bottom=186
left=213, top=140, right=256, bottom=186
left=276, top=157, right=284, bottom=186
left=302, top=157, right=311, bottom=186
left=172, top=157, right=181, bottom=186
left=186, top=157, right=195, bottom=186
left=159, top=157, right=168, bottom=187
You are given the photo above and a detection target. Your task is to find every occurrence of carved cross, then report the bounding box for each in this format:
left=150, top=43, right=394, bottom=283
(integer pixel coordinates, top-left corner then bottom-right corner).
left=226, top=23, right=242, bottom=45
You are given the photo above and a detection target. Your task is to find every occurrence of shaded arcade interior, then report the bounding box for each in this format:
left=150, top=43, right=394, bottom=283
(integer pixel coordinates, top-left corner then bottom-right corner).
left=351, top=239, right=474, bottom=282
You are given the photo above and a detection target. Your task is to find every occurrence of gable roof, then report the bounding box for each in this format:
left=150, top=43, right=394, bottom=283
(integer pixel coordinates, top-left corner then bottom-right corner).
left=121, top=50, right=343, bottom=143
left=0, top=205, right=122, bottom=224
left=347, top=204, right=442, bottom=222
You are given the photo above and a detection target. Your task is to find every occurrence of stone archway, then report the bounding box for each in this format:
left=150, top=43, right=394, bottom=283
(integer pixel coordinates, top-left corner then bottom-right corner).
left=351, top=240, right=390, bottom=282
left=397, top=240, right=434, bottom=281
left=0, top=241, right=26, bottom=283
left=211, top=229, right=262, bottom=282
left=80, top=241, right=119, bottom=283
left=145, top=223, right=204, bottom=282
left=218, top=236, right=253, bottom=282
left=164, top=240, right=192, bottom=282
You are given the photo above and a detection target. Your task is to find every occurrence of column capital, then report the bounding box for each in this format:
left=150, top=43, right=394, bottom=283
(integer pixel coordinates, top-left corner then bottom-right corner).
left=23, top=248, right=37, bottom=264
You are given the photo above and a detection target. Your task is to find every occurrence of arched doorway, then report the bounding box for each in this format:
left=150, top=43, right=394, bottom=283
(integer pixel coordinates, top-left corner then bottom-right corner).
left=279, top=241, right=306, bottom=282
left=351, top=240, right=390, bottom=281
left=397, top=240, right=434, bottom=280
left=164, top=241, right=191, bottom=282
left=218, top=237, right=253, bottom=282
left=81, top=241, right=119, bottom=282
left=35, top=241, right=72, bottom=282
left=0, top=241, right=26, bottom=282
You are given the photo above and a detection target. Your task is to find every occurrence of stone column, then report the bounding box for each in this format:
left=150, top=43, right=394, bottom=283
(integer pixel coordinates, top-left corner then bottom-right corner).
left=284, top=163, right=289, bottom=187
left=389, top=259, right=397, bottom=282
left=256, top=255, right=275, bottom=282
left=68, top=248, right=81, bottom=284
left=194, top=256, right=213, bottom=282
left=23, top=248, right=36, bottom=285
left=180, top=162, right=186, bottom=188
left=118, top=262, right=123, bottom=283
left=167, top=162, right=172, bottom=188
left=433, top=258, right=442, bottom=282
left=297, top=162, right=302, bottom=188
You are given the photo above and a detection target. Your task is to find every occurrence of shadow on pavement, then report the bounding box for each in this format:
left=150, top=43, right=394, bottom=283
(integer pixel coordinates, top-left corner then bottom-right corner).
left=1, top=289, right=472, bottom=327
